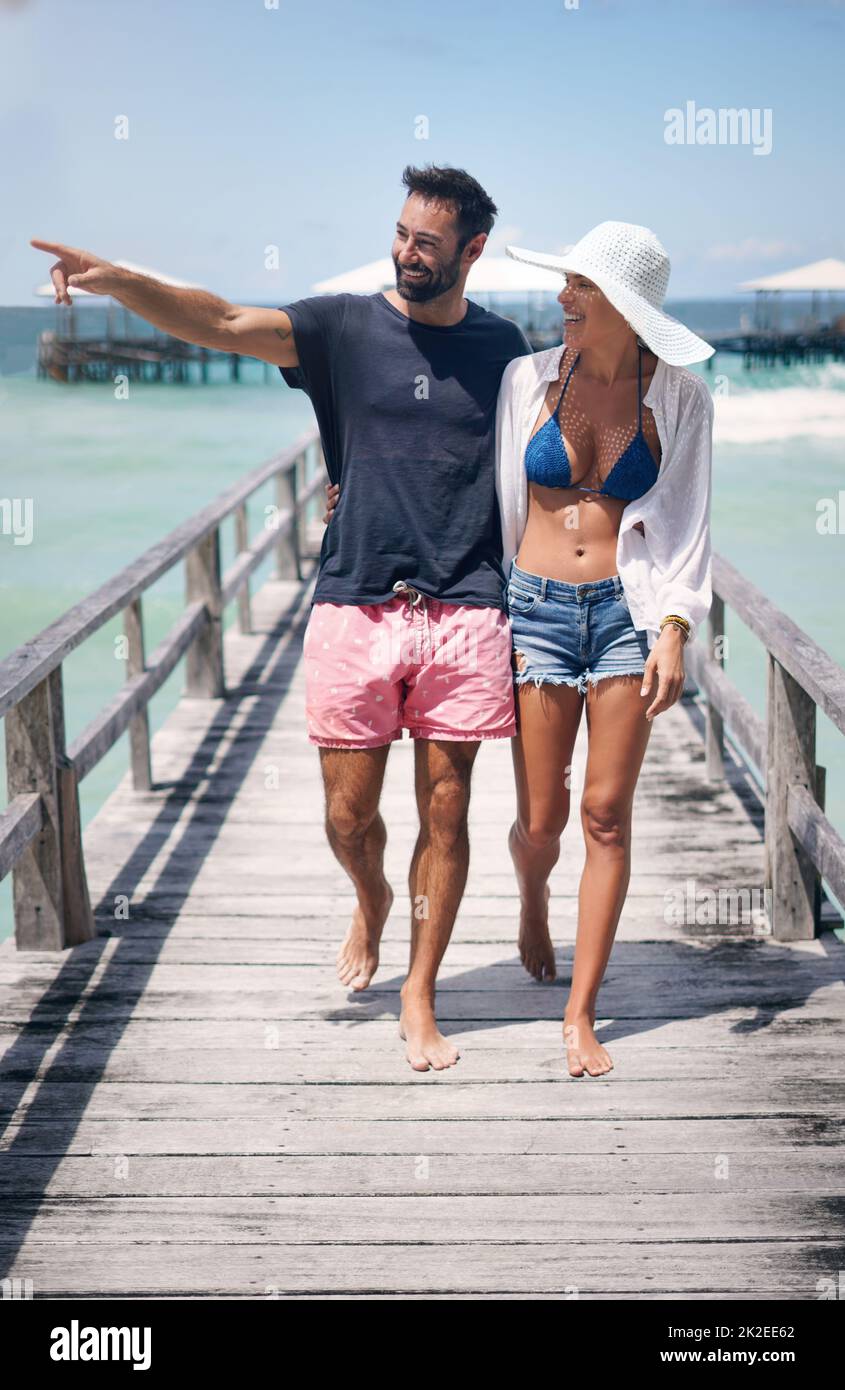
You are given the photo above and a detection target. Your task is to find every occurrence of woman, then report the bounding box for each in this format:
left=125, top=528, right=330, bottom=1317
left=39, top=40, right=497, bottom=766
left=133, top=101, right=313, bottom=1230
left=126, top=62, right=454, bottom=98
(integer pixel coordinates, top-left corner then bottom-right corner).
left=496, top=221, right=715, bottom=1078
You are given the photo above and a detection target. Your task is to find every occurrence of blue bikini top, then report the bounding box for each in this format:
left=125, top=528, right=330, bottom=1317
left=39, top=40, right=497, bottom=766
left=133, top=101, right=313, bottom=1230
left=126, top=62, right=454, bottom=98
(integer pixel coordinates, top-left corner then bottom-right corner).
left=524, top=345, right=659, bottom=501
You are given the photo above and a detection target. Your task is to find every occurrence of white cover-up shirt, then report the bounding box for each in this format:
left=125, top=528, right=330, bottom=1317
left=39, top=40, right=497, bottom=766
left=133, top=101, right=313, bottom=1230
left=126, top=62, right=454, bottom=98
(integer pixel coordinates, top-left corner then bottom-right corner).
left=494, top=346, right=714, bottom=649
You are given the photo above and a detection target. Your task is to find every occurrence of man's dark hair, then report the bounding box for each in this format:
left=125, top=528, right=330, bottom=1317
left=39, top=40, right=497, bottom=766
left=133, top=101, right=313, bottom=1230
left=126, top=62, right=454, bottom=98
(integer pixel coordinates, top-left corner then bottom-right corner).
left=401, top=165, right=498, bottom=249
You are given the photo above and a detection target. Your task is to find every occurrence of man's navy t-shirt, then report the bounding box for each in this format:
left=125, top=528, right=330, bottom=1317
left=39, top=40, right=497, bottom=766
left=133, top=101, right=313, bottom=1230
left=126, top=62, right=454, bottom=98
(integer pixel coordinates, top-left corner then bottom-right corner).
left=278, top=292, right=531, bottom=611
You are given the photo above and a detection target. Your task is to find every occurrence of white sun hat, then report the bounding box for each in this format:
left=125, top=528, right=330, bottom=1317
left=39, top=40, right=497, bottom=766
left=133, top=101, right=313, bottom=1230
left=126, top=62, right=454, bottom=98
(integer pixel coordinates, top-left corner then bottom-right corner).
left=506, top=220, right=714, bottom=366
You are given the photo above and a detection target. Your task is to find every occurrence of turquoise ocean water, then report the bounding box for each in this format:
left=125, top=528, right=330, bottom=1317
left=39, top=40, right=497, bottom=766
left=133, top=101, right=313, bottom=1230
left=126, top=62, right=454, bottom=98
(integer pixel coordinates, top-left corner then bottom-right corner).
left=1, top=304, right=844, bottom=939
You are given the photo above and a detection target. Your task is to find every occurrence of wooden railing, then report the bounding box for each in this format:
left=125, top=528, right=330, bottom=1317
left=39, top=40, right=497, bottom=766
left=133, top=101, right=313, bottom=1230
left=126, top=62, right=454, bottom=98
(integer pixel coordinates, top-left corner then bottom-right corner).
left=684, top=554, right=845, bottom=941
left=0, top=428, right=325, bottom=951
left=3, top=473, right=842, bottom=951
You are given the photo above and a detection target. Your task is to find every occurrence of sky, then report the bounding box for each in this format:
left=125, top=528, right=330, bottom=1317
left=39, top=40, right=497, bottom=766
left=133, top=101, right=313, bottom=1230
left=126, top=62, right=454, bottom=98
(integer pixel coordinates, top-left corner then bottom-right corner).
left=2, top=0, right=843, bottom=305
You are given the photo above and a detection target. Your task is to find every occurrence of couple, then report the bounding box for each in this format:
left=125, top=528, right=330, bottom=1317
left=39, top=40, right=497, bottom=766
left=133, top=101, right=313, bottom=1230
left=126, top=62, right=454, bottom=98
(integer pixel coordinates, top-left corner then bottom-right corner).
left=33, top=164, right=715, bottom=1077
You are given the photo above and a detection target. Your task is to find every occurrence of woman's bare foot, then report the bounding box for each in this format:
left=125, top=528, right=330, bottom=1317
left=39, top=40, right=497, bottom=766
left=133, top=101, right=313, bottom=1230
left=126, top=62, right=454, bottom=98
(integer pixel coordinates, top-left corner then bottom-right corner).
left=508, top=822, right=556, bottom=982
left=336, top=882, right=394, bottom=990
left=518, top=883, right=556, bottom=982
left=563, top=1010, right=613, bottom=1077
left=399, top=986, right=460, bottom=1072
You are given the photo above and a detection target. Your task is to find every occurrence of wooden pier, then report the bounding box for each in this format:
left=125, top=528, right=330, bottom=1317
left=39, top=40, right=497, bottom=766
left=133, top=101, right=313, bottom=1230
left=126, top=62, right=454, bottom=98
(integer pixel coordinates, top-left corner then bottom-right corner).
left=704, top=329, right=845, bottom=369
left=1, top=433, right=844, bottom=1299
left=524, top=325, right=845, bottom=365
left=36, top=330, right=273, bottom=385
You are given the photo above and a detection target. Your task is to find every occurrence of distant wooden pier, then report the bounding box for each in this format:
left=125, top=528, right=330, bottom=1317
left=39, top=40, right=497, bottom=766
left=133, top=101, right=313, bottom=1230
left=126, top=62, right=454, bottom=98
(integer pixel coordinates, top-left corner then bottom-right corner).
left=527, top=327, right=845, bottom=365
left=36, top=330, right=274, bottom=385
left=704, top=329, right=845, bottom=369
left=1, top=429, right=844, bottom=1297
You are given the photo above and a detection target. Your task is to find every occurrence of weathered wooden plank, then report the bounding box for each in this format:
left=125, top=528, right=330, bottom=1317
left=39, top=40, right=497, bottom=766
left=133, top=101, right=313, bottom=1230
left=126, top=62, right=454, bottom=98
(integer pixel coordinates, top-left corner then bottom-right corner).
left=4, top=975, right=839, bottom=1021
left=55, top=756, right=95, bottom=945
left=4, top=1149, right=842, bottom=1197
left=184, top=529, right=224, bottom=698
left=124, top=595, right=152, bottom=791
left=3, top=1043, right=844, bottom=1085
left=3, top=1078, right=842, bottom=1123
left=765, top=656, right=818, bottom=940
left=5, top=948, right=838, bottom=988
left=2, top=1192, right=841, bottom=1244
left=788, top=781, right=845, bottom=909
left=4, top=934, right=825, bottom=969
left=4, top=1114, right=839, bottom=1157
left=0, top=794, right=42, bottom=883
left=4, top=676, right=65, bottom=949
left=0, top=1239, right=839, bottom=1297
left=2, top=1008, right=840, bottom=1051
left=233, top=501, right=252, bottom=633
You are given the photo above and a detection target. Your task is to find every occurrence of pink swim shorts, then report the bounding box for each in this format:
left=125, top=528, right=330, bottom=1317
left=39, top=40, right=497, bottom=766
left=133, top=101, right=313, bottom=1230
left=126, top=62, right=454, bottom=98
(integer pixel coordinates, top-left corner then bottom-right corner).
left=303, top=585, right=516, bottom=747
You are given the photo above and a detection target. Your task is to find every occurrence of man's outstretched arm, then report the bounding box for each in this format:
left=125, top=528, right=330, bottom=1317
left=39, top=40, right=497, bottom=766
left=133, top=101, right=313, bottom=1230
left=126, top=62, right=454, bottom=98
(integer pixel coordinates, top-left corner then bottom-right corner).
left=30, top=239, right=299, bottom=368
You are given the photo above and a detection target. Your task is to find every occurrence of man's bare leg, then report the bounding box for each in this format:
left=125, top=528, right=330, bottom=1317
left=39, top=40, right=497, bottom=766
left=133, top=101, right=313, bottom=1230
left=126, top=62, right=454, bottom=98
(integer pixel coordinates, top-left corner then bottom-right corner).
left=400, top=738, right=480, bottom=1072
left=320, top=745, right=395, bottom=990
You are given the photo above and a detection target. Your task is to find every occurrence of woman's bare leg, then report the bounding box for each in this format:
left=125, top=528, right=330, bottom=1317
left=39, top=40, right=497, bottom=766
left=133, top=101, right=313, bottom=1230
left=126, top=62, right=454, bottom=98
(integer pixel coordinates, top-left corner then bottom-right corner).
left=564, top=675, right=653, bottom=1077
left=508, top=681, right=585, bottom=982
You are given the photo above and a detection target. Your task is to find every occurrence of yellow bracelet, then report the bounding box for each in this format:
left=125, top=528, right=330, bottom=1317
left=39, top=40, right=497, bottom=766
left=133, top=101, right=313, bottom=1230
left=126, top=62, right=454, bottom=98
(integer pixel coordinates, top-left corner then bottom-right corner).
left=660, top=616, right=690, bottom=641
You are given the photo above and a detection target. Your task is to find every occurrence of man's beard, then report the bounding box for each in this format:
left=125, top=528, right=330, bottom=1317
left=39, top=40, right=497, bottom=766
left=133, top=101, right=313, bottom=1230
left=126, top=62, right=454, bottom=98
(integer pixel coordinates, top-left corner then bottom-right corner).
left=393, top=251, right=463, bottom=303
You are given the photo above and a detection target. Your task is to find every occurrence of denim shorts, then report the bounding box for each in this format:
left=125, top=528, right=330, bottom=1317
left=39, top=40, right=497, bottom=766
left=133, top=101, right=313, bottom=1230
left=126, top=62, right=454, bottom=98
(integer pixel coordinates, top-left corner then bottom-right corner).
left=506, top=559, right=650, bottom=694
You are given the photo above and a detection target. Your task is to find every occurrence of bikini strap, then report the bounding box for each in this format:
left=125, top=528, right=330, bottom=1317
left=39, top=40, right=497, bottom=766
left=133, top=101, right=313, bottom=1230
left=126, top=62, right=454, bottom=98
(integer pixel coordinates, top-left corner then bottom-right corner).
left=553, top=350, right=580, bottom=419
left=637, top=343, right=643, bottom=431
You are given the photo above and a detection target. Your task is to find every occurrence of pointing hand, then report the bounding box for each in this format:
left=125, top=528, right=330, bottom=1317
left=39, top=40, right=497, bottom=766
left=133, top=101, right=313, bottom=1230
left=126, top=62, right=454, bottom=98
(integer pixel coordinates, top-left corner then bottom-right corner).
left=31, top=239, right=119, bottom=305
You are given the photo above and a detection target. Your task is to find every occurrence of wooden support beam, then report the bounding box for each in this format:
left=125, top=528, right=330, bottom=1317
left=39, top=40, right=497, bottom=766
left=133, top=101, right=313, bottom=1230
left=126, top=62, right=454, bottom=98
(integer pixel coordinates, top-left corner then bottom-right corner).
left=764, top=656, right=817, bottom=941
left=705, top=594, right=726, bottom=781
left=4, top=668, right=94, bottom=949
left=235, top=503, right=251, bottom=635
left=273, top=460, right=301, bottom=581
left=185, top=530, right=224, bottom=699
left=125, top=597, right=152, bottom=791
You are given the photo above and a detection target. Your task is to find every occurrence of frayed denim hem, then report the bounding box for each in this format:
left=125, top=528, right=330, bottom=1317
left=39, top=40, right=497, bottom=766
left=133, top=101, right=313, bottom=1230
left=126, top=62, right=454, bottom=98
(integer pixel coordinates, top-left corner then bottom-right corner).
left=513, top=668, right=646, bottom=695
left=582, top=668, right=647, bottom=688
left=514, top=672, right=585, bottom=693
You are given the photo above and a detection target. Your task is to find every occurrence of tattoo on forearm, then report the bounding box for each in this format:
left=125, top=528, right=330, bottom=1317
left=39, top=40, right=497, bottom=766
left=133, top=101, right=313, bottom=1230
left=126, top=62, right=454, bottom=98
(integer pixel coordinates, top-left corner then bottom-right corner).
left=274, top=326, right=292, bottom=342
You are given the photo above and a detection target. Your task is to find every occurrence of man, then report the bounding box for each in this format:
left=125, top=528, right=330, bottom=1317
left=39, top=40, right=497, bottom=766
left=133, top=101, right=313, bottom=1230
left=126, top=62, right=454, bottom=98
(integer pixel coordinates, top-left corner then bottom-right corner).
left=32, top=164, right=531, bottom=1071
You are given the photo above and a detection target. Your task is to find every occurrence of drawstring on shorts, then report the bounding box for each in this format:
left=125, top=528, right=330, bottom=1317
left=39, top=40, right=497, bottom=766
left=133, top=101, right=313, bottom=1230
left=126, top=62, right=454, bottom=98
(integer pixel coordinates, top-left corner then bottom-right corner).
left=392, top=579, right=430, bottom=662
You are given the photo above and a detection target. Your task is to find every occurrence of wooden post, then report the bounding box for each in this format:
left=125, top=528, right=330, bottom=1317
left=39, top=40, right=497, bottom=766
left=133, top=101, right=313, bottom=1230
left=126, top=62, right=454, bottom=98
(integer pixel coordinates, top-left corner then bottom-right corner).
left=272, top=459, right=301, bottom=581
left=705, top=594, right=725, bottom=780
left=56, top=753, right=95, bottom=946
left=235, top=502, right=252, bottom=634
left=4, top=668, right=94, bottom=949
left=125, top=597, right=152, bottom=791
left=764, top=655, right=817, bottom=940
left=185, top=528, right=225, bottom=698
left=814, top=764, right=826, bottom=931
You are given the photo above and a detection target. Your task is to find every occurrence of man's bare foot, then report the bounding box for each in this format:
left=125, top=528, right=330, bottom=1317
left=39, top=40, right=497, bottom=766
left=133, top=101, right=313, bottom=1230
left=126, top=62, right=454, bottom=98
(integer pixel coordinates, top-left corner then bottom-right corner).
left=563, top=1011, right=613, bottom=1078
left=336, top=882, right=394, bottom=990
left=518, top=883, right=556, bottom=982
left=399, top=988, right=460, bottom=1072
